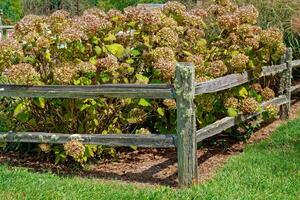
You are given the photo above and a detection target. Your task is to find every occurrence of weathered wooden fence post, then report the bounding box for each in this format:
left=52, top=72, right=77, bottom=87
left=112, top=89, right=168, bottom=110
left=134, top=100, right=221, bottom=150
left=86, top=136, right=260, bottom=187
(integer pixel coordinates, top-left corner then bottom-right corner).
left=279, top=48, right=293, bottom=119
left=0, top=9, right=3, bottom=39
left=175, top=63, right=197, bottom=187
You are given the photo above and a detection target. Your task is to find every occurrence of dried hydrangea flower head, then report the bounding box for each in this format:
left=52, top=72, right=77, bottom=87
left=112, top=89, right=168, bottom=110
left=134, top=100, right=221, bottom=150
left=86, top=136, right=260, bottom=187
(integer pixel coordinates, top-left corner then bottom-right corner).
left=241, top=97, right=258, bottom=114
left=155, top=27, right=179, bottom=47
left=224, top=97, right=239, bottom=109
left=261, top=87, right=275, bottom=100
left=151, top=47, right=176, bottom=81
left=230, top=53, right=249, bottom=72
left=206, top=60, right=228, bottom=78
left=39, top=143, right=51, bottom=153
left=238, top=5, right=259, bottom=24
left=97, top=55, right=119, bottom=72
left=265, top=104, right=279, bottom=118
left=260, top=27, right=283, bottom=46
left=0, top=38, right=23, bottom=71
left=64, top=140, right=85, bottom=162
left=15, top=15, right=46, bottom=36
left=49, top=10, right=71, bottom=34
left=251, top=83, right=263, bottom=93
left=6, top=63, right=41, bottom=85
left=163, top=99, right=177, bottom=110
left=163, top=1, right=186, bottom=17
left=53, top=62, right=78, bottom=84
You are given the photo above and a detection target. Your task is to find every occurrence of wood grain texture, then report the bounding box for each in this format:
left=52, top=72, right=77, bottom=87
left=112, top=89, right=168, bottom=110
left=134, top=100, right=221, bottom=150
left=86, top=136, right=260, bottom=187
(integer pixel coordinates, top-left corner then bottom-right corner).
left=291, top=84, right=300, bottom=94
left=195, top=63, right=287, bottom=95
left=196, top=95, right=288, bottom=142
left=291, top=60, right=300, bottom=68
left=0, top=25, right=14, bottom=29
left=0, top=84, right=175, bottom=99
left=0, top=132, right=176, bottom=148
left=175, top=63, right=198, bottom=187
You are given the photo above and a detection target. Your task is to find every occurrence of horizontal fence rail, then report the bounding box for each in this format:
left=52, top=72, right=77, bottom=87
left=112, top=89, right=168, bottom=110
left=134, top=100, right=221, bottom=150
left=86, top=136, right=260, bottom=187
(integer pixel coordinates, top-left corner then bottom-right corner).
left=195, top=63, right=295, bottom=95
left=0, top=25, right=14, bottom=29
left=196, top=95, right=288, bottom=142
left=0, top=132, right=176, bottom=148
left=0, top=84, right=175, bottom=99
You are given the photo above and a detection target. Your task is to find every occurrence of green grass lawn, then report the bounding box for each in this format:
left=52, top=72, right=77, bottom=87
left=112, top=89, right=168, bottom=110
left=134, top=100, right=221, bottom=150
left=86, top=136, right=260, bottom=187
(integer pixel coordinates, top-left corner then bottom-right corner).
left=0, top=119, right=300, bottom=200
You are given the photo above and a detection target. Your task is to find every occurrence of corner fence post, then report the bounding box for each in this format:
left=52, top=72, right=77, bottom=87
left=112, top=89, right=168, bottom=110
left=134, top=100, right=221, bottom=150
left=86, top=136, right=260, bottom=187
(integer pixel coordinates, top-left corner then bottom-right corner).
left=280, top=48, right=293, bottom=119
left=175, top=63, right=197, bottom=187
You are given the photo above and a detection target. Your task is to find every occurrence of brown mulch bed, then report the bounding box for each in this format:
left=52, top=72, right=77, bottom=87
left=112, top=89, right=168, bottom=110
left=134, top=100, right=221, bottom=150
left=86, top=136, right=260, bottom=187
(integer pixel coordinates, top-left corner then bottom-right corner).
left=1, top=99, right=300, bottom=187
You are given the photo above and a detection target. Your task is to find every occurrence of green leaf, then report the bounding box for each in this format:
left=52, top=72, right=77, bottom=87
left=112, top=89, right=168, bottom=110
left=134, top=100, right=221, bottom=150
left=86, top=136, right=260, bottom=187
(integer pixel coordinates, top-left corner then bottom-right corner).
left=227, top=108, right=238, bottom=117
left=89, top=57, right=97, bottom=65
left=45, top=50, right=51, bottom=61
left=138, top=99, right=151, bottom=107
left=80, top=104, right=90, bottom=111
left=99, top=72, right=110, bottom=83
left=157, top=107, right=165, bottom=116
left=135, top=74, right=149, bottom=84
left=33, top=97, right=46, bottom=109
left=104, top=33, right=116, bottom=41
left=13, top=102, right=27, bottom=117
left=238, top=87, right=248, bottom=98
left=105, top=43, right=126, bottom=58
left=130, top=49, right=141, bottom=57
left=91, top=36, right=100, bottom=45
left=94, top=46, right=102, bottom=56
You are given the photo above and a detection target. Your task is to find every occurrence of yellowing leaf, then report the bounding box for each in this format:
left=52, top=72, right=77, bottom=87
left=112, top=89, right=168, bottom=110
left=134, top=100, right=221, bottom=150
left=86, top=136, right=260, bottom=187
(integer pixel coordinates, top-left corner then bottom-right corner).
left=104, top=33, right=116, bottom=42
left=94, top=46, right=102, bottom=55
left=227, top=108, right=238, bottom=117
left=135, top=74, right=149, bottom=84
left=105, top=43, right=126, bottom=58
left=13, top=102, right=28, bottom=117
left=238, top=87, right=248, bottom=98
left=157, top=107, right=165, bottom=116
left=138, top=99, right=151, bottom=107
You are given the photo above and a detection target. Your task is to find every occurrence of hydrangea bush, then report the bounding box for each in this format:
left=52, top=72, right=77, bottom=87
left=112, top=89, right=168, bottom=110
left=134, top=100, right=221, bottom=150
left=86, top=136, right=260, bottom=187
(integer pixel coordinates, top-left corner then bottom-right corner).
left=0, top=0, right=285, bottom=163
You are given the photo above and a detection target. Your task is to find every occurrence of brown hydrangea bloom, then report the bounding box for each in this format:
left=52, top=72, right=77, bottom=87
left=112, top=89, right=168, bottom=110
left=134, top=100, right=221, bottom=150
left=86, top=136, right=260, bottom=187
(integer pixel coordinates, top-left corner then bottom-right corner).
left=97, top=55, right=119, bottom=72
left=163, top=1, right=186, bottom=17
left=238, top=5, right=258, bottom=24
left=124, top=6, right=163, bottom=27
left=59, top=20, right=88, bottom=43
left=6, top=63, right=40, bottom=85
left=76, top=62, right=97, bottom=74
left=190, top=8, right=208, bottom=18
left=135, top=128, right=151, bottom=135
left=36, top=36, right=52, bottom=49
left=251, top=83, right=263, bottom=93
left=186, top=28, right=205, bottom=42
left=186, top=55, right=204, bottom=73
left=0, top=38, right=23, bottom=70
left=265, top=104, right=279, bottom=118
left=83, top=8, right=107, bottom=19
left=49, top=10, right=71, bottom=34
left=241, top=97, right=258, bottom=114
left=206, top=60, right=228, bottom=78
left=64, top=140, right=85, bottom=162
left=217, top=14, right=240, bottom=30
left=244, top=37, right=260, bottom=49
left=260, top=27, right=283, bottom=46
left=107, top=9, right=125, bottom=23
left=230, top=53, right=249, bottom=72
left=224, top=97, right=239, bottom=109
left=155, top=27, right=179, bottom=47
left=163, top=99, right=177, bottom=110
left=53, top=62, right=78, bottom=84
left=151, top=47, right=176, bottom=80
left=127, top=108, right=147, bottom=124
left=39, top=143, right=51, bottom=153
left=261, top=87, right=275, bottom=100
left=15, top=15, right=45, bottom=36
left=79, top=13, right=112, bottom=35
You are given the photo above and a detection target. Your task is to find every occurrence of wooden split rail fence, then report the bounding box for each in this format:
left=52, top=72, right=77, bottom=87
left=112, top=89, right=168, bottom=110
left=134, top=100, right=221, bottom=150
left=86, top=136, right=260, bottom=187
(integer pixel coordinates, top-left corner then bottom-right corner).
left=0, top=22, right=300, bottom=186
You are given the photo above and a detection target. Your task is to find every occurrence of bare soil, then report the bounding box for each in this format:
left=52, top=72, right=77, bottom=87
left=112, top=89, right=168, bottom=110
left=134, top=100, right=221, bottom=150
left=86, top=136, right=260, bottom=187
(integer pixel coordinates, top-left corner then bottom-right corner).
left=1, top=99, right=300, bottom=187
